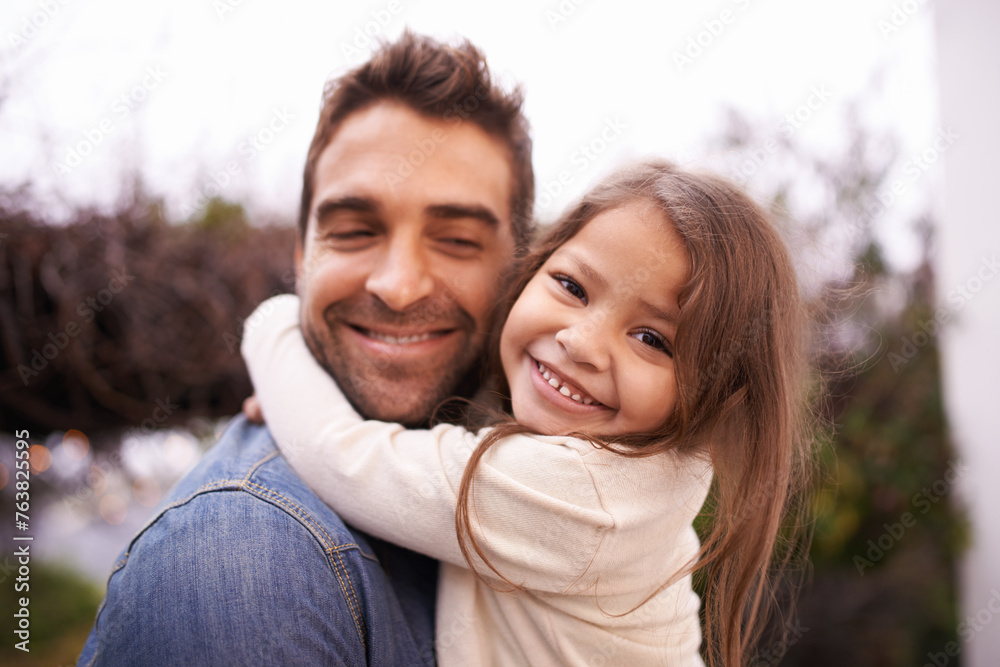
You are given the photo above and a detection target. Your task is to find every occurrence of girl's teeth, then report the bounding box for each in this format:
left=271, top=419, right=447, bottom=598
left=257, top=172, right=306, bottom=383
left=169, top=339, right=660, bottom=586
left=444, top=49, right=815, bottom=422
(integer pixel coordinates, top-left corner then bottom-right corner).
left=536, top=360, right=599, bottom=406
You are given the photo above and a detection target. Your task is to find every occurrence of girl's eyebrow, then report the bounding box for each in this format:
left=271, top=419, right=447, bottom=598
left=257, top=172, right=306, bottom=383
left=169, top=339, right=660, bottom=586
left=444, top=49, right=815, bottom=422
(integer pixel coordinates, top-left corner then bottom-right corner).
left=568, top=253, right=678, bottom=326
left=636, top=296, right=678, bottom=327
left=567, top=254, right=605, bottom=287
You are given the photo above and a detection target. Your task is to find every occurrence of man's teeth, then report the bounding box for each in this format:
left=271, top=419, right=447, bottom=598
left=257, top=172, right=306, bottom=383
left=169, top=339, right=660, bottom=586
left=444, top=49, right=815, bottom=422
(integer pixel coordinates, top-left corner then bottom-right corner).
left=366, top=330, right=441, bottom=344
left=536, top=361, right=598, bottom=405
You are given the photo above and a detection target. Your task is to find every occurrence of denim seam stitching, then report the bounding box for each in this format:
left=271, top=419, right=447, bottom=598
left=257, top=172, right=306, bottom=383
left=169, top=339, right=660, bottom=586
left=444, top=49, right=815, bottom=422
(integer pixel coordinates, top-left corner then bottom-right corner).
left=84, top=477, right=246, bottom=667
left=240, top=480, right=369, bottom=650
left=244, top=450, right=281, bottom=480
left=119, top=479, right=243, bottom=560
left=103, top=481, right=371, bottom=661
left=239, top=481, right=339, bottom=546
left=127, top=478, right=375, bottom=562
left=92, top=451, right=377, bottom=663
left=332, top=544, right=369, bottom=653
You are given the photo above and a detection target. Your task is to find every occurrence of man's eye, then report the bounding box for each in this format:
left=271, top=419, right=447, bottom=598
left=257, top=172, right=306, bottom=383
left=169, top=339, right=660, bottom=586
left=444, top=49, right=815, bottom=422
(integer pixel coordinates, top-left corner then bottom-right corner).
left=441, top=238, right=481, bottom=249
left=631, top=329, right=673, bottom=357
left=327, top=230, right=374, bottom=240
left=435, top=237, right=483, bottom=258
left=320, top=228, right=377, bottom=250
left=554, top=274, right=587, bottom=303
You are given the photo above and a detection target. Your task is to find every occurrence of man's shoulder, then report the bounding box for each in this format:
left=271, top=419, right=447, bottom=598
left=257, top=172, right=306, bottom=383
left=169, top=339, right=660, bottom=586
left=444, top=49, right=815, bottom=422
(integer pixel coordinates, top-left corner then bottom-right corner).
left=134, top=415, right=374, bottom=559
left=162, top=414, right=281, bottom=497
left=80, top=417, right=397, bottom=667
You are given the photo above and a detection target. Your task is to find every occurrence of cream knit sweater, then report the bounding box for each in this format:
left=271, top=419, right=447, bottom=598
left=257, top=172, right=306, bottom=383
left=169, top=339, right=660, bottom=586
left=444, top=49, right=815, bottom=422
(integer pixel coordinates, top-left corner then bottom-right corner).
left=243, top=295, right=711, bottom=666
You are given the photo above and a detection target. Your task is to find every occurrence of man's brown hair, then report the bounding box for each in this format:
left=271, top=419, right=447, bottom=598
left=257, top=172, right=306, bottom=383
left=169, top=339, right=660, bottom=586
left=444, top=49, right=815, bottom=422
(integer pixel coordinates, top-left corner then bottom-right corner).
left=299, top=30, right=534, bottom=248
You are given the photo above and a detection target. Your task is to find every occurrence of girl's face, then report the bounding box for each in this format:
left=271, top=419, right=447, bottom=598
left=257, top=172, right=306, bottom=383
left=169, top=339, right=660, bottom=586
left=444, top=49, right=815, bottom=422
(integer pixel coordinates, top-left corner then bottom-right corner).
left=500, top=200, right=690, bottom=437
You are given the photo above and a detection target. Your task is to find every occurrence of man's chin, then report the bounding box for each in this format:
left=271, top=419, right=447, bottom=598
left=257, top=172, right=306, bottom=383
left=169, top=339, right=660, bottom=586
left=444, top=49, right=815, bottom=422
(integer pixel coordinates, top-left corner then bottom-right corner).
left=341, top=382, right=451, bottom=427
left=304, top=320, right=485, bottom=426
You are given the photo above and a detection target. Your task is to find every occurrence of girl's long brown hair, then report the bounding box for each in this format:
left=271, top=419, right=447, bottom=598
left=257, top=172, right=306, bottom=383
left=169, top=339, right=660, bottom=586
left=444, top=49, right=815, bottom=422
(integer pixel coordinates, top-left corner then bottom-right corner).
left=455, top=159, right=819, bottom=667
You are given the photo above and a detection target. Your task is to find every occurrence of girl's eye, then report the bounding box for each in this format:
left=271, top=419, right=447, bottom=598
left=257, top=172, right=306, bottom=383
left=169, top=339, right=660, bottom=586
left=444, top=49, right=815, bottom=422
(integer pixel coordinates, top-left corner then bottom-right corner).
left=554, top=274, right=587, bottom=303
left=631, top=329, right=673, bottom=357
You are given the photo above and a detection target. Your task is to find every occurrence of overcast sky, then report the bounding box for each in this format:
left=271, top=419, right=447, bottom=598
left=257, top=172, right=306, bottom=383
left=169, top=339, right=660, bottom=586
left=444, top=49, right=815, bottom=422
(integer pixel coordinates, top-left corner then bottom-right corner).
left=2, top=0, right=938, bottom=268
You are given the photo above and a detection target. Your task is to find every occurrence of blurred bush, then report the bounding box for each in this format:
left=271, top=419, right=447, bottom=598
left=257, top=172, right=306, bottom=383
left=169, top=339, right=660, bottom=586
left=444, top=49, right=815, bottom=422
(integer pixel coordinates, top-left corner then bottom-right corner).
left=709, top=109, right=967, bottom=666
left=0, top=191, right=295, bottom=439
left=781, top=258, right=967, bottom=666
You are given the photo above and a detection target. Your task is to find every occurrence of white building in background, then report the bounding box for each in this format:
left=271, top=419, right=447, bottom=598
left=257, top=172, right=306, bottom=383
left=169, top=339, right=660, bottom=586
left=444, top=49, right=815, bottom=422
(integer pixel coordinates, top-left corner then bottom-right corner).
left=936, top=1, right=1000, bottom=665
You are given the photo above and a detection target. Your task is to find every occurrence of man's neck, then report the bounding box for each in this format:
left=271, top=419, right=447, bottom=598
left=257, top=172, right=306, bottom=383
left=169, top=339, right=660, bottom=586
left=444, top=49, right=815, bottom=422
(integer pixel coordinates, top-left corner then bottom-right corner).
left=424, top=367, right=504, bottom=431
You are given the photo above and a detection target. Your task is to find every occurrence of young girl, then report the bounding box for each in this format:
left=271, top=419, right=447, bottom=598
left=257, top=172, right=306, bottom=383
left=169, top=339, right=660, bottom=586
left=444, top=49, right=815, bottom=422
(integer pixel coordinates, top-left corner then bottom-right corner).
left=242, top=159, right=815, bottom=667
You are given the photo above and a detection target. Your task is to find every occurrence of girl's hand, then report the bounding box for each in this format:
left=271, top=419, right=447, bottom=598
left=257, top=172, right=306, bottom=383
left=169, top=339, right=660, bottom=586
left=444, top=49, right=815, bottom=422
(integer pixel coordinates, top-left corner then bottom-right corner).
left=242, top=395, right=265, bottom=425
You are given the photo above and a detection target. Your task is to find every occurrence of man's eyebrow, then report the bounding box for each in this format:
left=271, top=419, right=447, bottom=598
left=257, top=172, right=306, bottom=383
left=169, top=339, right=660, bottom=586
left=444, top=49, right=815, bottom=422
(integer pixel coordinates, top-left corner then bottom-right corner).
left=314, top=196, right=378, bottom=221
left=426, top=204, right=501, bottom=228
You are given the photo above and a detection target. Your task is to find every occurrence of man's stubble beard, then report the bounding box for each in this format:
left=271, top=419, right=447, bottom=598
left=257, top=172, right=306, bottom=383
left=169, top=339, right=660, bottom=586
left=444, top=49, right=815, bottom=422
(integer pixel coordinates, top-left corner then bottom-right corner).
left=301, top=299, right=488, bottom=428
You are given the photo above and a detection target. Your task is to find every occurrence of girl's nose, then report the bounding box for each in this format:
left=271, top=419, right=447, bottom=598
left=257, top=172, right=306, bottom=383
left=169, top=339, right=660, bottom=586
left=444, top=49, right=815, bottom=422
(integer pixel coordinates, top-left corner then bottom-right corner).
left=555, top=314, right=611, bottom=372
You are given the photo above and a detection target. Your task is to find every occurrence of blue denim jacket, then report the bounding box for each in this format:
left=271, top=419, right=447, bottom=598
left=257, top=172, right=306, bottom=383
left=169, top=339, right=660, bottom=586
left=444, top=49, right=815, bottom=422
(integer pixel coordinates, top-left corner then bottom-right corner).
left=78, top=415, right=437, bottom=666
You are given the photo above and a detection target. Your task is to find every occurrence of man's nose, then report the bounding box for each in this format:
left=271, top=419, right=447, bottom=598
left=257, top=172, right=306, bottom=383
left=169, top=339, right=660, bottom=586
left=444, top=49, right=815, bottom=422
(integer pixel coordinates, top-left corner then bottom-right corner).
left=554, top=313, right=612, bottom=372
left=365, top=236, right=436, bottom=312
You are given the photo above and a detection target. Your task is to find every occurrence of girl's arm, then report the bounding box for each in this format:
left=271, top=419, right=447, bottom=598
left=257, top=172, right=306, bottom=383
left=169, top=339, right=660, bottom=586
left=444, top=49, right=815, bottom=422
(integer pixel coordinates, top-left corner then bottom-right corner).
left=240, top=295, right=612, bottom=591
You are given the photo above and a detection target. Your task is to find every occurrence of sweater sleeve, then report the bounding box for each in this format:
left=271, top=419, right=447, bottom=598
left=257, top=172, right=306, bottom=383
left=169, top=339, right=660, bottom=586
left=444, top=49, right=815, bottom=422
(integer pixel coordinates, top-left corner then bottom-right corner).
left=241, top=295, right=613, bottom=592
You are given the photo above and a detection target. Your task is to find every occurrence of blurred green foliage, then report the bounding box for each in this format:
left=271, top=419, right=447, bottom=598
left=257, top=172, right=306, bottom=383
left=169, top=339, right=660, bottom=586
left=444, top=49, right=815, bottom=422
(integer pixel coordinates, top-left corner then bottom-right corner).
left=785, top=277, right=967, bottom=666
left=709, top=108, right=968, bottom=665
left=0, top=562, right=103, bottom=666
left=187, top=197, right=250, bottom=240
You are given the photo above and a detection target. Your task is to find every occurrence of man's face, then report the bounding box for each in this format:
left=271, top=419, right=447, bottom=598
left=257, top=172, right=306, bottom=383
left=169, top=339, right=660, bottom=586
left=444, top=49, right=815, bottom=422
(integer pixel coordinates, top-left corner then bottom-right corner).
left=297, top=102, right=516, bottom=425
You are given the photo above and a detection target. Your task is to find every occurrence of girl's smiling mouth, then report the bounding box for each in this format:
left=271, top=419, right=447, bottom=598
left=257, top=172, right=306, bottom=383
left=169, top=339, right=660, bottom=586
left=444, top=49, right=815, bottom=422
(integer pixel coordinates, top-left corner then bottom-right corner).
left=529, top=356, right=606, bottom=409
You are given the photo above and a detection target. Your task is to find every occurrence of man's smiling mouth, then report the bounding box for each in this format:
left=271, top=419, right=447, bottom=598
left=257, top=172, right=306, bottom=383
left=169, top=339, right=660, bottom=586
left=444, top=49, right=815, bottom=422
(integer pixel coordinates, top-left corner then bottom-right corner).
left=351, top=325, right=454, bottom=345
